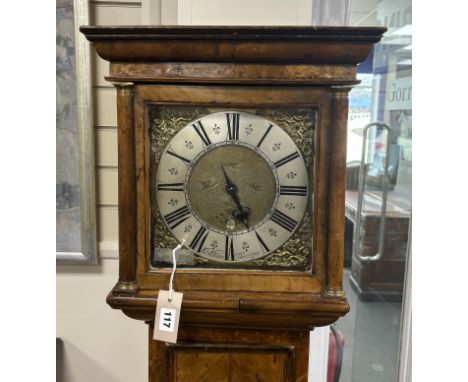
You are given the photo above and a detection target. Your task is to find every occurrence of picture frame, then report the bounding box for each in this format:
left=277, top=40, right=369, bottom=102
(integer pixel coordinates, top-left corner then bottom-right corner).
left=56, top=0, right=97, bottom=265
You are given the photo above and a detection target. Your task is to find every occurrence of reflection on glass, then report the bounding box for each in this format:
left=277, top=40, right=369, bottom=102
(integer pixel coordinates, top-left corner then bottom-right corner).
left=335, top=1, right=412, bottom=381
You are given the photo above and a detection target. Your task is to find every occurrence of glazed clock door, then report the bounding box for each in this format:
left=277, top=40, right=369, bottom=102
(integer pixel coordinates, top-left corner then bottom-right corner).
left=155, top=111, right=309, bottom=263
left=150, top=106, right=316, bottom=272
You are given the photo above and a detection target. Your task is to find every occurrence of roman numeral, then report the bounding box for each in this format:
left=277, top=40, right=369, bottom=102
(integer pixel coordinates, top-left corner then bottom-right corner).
left=274, top=151, right=300, bottom=168
left=279, top=185, right=307, bottom=196
left=164, top=205, right=191, bottom=229
left=157, top=183, right=184, bottom=192
left=255, top=231, right=270, bottom=253
left=226, top=113, right=240, bottom=140
left=167, top=146, right=191, bottom=165
left=257, top=124, right=273, bottom=147
left=225, top=236, right=235, bottom=261
left=192, top=121, right=211, bottom=146
left=189, top=226, right=209, bottom=252
left=270, top=209, right=297, bottom=233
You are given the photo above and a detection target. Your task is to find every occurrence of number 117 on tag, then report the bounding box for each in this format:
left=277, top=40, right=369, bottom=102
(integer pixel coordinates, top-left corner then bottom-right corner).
left=153, top=290, right=183, bottom=343
left=159, top=308, right=176, bottom=332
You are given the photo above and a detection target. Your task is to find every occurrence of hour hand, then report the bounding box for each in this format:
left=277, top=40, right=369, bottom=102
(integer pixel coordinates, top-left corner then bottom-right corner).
left=233, top=206, right=250, bottom=229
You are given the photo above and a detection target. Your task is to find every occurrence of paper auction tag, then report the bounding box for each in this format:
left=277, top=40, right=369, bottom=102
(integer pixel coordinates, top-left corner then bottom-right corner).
left=153, top=290, right=183, bottom=343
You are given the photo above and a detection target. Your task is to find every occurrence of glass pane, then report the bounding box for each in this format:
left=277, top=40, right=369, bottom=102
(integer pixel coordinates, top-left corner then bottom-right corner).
left=334, top=1, right=412, bottom=381
left=148, top=105, right=315, bottom=271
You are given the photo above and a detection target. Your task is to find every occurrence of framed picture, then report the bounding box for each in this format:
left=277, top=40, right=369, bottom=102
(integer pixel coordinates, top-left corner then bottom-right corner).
left=56, top=0, right=97, bottom=265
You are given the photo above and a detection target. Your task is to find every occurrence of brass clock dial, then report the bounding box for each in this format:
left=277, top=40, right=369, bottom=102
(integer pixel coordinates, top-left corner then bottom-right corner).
left=156, top=111, right=309, bottom=262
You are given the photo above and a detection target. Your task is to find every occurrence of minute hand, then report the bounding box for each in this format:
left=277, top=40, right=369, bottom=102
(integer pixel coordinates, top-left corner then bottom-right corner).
left=221, top=166, right=250, bottom=228
left=221, top=166, right=241, bottom=207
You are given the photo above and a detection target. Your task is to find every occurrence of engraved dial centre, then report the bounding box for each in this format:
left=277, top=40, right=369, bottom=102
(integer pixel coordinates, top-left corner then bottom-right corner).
left=187, top=144, right=276, bottom=233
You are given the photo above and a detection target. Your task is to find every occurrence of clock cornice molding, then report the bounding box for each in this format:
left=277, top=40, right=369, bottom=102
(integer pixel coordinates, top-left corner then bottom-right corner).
left=81, top=25, right=385, bottom=65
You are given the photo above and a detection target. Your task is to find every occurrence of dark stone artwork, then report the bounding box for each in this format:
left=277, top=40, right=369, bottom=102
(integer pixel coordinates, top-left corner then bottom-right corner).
left=56, top=0, right=81, bottom=252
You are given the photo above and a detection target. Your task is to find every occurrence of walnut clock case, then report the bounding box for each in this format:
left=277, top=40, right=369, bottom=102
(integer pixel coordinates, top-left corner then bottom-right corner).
left=82, top=26, right=385, bottom=382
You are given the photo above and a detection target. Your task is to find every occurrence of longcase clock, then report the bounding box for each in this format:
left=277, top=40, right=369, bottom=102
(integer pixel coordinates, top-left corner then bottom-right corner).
left=81, top=26, right=385, bottom=382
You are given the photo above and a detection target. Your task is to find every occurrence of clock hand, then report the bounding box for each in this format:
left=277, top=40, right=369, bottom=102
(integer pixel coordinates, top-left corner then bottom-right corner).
left=229, top=193, right=251, bottom=230
left=221, top=166, right=243, bottom=210
left=221, top=166, right=251, bottom=229
left=233, top=208, right=250, bottom=230
left=221, top=166, right=236, bottom=191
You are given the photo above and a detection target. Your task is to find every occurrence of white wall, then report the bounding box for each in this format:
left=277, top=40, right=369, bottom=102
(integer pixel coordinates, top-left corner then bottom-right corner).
left=176, top=0, right=313, bottom=25
left=57, top=260, right=148, bottom=382
left=57, top=1, right=148, bottom=382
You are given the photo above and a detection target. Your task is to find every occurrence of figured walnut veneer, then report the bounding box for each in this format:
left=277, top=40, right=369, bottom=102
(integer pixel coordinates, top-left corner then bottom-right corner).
left=81, top=26, right=385, bottom=382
